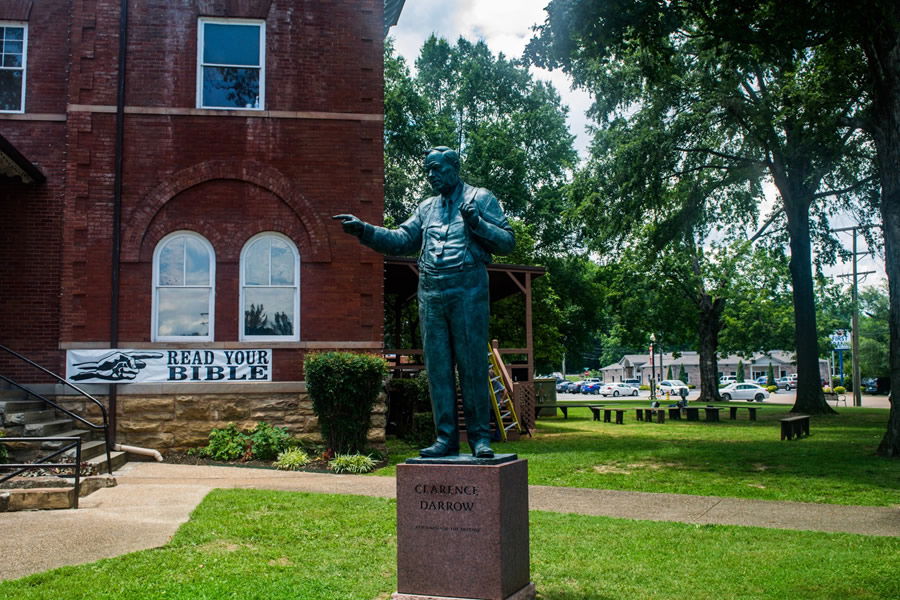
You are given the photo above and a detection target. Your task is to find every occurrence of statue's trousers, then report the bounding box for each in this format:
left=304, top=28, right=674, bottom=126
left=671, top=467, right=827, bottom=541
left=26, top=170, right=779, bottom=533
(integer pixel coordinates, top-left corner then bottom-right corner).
left=417, top=263, right=491, bottom=447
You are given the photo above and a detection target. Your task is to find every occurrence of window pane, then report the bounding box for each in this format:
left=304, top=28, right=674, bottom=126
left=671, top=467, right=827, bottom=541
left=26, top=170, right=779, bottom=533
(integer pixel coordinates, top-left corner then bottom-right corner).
left=244, top=239, right=269, bottom=285
left=158, top=288, right=210, bottom=337
left=202, top=66, right=259, bottom=108
left=4, top=27, right=23, bottom=42
left=3, top=54, right=22, bottom=68
left=244, top=288, right=294, bottom=336
left=0, top=69, right=22, bottom=111
left=4, top=40, right=22, bottom=55
left=203, top=23, right=260, bottom=66
left=270, top=240, right=294, bottom=285
left=158, top=238, right=184, bottom=286
left=184, top=237, right=210, bottom=285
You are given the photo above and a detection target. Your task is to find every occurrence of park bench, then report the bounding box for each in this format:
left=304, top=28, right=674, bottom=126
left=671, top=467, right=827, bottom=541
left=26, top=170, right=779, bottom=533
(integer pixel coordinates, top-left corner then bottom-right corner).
left=534, top=403, right=603, bottom=421
left=780, top=415, right=811, bottom=440
left=727, top=405, right=762, bottom=421
left=702, top=406, right=721, bottom=422
left=824, top=391, right=847, bottom=406
left=601, top=407, right=630, bottom=424
left=634, top=407, right=666, bottom=423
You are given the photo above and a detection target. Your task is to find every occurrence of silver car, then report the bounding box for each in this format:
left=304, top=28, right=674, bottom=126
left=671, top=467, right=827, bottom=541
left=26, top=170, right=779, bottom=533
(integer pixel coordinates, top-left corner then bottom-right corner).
left=719, top=382, right=769, bottom=402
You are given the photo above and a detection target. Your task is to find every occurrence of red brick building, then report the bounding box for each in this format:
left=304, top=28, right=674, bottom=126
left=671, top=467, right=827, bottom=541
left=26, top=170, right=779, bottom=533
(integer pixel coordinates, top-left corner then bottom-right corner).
left=1, top=0, right=404, bottom=449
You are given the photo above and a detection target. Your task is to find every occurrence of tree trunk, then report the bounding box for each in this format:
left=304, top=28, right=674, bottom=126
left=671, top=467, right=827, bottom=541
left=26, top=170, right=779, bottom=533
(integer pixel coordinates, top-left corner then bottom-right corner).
left=697, top=293, right=723, bottom=403
left=867, top=12, right=900, bottom=456
left=784, top=197, right=836, bottom=414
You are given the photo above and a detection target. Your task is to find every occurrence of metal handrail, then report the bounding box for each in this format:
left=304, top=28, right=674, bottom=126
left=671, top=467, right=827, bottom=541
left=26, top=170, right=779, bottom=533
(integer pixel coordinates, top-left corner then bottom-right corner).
left=0, top=437, right=82, bottom=509
left=0, top=344, right=112, bottom=474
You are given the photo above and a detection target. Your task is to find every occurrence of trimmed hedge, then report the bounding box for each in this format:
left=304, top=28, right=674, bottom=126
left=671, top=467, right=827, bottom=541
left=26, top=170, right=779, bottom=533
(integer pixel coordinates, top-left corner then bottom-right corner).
left=305, top=352, right=388, bottom=454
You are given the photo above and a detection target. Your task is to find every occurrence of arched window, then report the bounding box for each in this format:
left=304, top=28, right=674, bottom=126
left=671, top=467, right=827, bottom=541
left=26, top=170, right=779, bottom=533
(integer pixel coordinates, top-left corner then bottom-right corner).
left=240, top=233, right=299, bottom=341
left=152, top=232, right=215, bottom=341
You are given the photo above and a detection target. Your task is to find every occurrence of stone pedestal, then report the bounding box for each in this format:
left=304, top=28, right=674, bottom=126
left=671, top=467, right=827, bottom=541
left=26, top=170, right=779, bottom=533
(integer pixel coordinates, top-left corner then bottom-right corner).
left=393, top=456, right=533, bottom=600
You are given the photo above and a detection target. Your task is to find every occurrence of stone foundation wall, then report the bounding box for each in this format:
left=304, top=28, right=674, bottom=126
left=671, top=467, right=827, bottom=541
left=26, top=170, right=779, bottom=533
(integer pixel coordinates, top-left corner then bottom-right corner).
left=56, top=390, right=387, bottom=453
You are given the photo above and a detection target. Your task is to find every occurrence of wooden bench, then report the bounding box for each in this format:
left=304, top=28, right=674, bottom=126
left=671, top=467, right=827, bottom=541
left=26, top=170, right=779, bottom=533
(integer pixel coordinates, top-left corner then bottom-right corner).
left=681, top=406, right=720, bottom=422
left=702, top=406, right=721, bottom=422
left=635, top=407, right=666, bottom=423
left=602, top=407, right=630, bottom=424
left=727, top=405, right=762, bottom=421
left=535, top=403, right=603, bottom=421
left=780, top=415, right=811, bottom=440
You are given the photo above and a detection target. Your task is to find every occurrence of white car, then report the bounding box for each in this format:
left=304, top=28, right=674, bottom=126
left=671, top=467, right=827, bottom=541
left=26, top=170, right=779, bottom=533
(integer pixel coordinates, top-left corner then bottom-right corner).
left=719, top=375, right=737, bottom=385
left=599, top=382, right=639, bottom=397
left=657, top=380, right=689, bottom=396
left=719, top=382, right=770, bottom=402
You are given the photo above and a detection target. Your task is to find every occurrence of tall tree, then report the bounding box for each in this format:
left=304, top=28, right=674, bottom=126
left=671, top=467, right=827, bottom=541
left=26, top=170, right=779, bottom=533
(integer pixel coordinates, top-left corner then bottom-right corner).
left=528, top=0, right=877, bottom=414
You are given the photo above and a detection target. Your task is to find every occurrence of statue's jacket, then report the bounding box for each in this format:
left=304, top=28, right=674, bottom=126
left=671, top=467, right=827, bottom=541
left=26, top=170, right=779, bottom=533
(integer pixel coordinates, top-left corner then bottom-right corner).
left=358, top=182, right=515, bottom=272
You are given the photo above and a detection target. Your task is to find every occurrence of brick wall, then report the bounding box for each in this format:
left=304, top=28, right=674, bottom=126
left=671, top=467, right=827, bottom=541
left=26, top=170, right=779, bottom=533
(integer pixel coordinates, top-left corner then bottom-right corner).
left=56, top=389, right=388, bottom=452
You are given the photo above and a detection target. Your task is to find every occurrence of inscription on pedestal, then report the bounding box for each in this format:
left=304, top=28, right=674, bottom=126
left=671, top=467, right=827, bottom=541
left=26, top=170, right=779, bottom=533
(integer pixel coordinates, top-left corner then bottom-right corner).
left=396, top=459, right=531, bottom=600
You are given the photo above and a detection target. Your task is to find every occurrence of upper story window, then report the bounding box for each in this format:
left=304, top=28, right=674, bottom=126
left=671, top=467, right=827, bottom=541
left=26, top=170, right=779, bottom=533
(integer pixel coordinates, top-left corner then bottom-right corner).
left=240, top=233, right=299, bottom=341
left=153, top=232, right=216, bottom=341
left=197, top=18, right=265, bottom=110
left=0, top=23, right=26, bottom=113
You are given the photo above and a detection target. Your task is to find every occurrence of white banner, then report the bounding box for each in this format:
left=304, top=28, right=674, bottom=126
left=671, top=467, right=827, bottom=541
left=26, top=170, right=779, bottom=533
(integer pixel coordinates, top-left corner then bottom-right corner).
left=65, top=349, right=272, bottom=383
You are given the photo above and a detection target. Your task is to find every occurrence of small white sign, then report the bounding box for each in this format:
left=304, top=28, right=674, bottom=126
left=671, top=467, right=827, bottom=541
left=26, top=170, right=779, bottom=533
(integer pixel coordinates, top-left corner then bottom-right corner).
left=66, top=349, right=273, bottom=383
left=830, top=330, right=850, bottom=351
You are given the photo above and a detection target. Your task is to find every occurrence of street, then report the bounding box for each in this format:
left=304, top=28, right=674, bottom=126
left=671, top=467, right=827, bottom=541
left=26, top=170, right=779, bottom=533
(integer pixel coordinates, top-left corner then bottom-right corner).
left=556, top=389, right=891, bottom=409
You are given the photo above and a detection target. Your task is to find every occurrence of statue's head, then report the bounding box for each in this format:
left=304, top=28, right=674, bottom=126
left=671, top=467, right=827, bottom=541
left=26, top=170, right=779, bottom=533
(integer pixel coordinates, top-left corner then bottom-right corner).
left=424, top=146, right=461, bottom=195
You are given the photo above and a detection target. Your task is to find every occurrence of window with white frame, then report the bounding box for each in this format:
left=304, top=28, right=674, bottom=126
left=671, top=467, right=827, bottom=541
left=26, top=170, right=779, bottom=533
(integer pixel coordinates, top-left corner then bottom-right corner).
left=197, top=18, right=264, bottom=110
left=153, top=232, right=215, bottom=341
left=0, top=23, right=26, bottom=113
left=240, top=233, right=299, bottom=341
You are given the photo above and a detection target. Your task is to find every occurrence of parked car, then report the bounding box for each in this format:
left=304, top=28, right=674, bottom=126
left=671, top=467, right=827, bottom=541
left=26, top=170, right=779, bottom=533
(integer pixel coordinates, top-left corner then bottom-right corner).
left=862, top=378, right=878, bottom=393
left=719, top=382, right=769, bottom=402
left=556, top=380, right=571, bottom=393
left=755, top=376, right=769, bottom=387
left=658, top=380, right=689, bottom=396
left=719, top=375, right=737, bottom=385
left=775, top=376, right=793, bottom=390
left=581, top=381, right=603, bottom=395
left=566, top=381, right=585, bottom=394
left=623, top=379, right=641, bottom=388
left=599, top=382, right=640, bottom=397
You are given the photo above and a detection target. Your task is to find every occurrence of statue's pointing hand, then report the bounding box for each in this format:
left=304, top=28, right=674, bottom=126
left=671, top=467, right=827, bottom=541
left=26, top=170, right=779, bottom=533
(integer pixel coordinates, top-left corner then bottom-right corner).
left=459, top=199, right=481, bottom=228
left=333, top=214, right=365, bottom=237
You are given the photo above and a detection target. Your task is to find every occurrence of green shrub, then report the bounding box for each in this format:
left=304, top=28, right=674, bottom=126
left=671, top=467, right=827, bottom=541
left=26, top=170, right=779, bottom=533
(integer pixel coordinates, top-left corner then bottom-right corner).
left=305, top=352, right=388, bottom=454
left=766, top=385, right=778, bottom=393
left=195, top=423, right=250, bottom=461
left=834, top=386, right=847, bottom=394
left=639, top=384, right=650, bottom=391
left=409, top=411, right=435, bottom=447
left=249, top=421, right=291, bottom=460
left=273, top=448, right=311, bottom=471
left=0, top=429, right=7, bottom=462
left=328, top=453, right=377, bottom=474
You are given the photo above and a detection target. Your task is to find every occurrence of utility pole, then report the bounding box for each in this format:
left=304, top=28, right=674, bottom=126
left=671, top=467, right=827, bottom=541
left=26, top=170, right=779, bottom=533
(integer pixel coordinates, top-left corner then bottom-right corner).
left=832, top=225, right=877, bottom=407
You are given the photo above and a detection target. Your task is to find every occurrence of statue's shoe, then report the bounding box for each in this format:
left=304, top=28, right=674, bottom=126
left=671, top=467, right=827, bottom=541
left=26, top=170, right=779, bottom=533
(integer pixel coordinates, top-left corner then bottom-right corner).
left=419, top=440, right=460, bottom=457
left=471, top=440, right=494, bottom=458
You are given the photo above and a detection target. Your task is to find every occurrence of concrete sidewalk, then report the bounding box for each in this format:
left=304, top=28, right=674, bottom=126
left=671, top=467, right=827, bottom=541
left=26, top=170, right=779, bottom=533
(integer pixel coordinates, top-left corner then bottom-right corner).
left=1, top=461, right=898, bottom=582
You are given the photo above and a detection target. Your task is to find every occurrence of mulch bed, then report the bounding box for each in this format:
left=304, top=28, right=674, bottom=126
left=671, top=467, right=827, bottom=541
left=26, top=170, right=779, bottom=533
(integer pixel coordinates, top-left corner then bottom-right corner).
left=161, top=451, right=334, bottom=472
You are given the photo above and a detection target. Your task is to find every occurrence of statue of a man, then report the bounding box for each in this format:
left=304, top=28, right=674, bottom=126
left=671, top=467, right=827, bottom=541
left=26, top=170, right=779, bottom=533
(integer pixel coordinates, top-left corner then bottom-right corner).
left=334, top=146, right=515, bottom=458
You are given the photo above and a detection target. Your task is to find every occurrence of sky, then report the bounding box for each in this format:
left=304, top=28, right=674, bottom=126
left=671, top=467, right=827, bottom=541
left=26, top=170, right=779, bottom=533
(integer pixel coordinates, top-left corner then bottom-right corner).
left=389, top=0, right=594, bottom=157
left=388, top=1, right=886, bottom=294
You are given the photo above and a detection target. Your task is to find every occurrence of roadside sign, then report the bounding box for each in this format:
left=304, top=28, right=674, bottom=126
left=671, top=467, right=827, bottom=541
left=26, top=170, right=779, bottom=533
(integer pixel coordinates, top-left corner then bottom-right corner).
left=830, top=330, right=850, bottom=351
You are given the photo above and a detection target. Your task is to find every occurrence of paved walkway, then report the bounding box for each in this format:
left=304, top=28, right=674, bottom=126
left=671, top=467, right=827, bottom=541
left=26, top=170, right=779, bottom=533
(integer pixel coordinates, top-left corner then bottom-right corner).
left=1, top=461, right=898, bottom=582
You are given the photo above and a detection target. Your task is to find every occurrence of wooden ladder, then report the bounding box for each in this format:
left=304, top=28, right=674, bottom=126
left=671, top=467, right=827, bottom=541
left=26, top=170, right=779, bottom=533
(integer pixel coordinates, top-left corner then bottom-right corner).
left=487, top=343, right=525, bottom=441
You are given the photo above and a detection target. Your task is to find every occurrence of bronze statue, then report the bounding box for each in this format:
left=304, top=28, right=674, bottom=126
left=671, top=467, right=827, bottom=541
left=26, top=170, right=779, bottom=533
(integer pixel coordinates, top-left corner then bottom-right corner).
left=334, top=147, right=515, bottom=458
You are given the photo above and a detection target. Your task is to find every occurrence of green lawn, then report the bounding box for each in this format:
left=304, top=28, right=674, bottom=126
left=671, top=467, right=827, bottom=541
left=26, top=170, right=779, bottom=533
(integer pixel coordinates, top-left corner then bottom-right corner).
left=380, top=405, right=900, bottom=506
left=2, top=490, right=896, bottom=599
